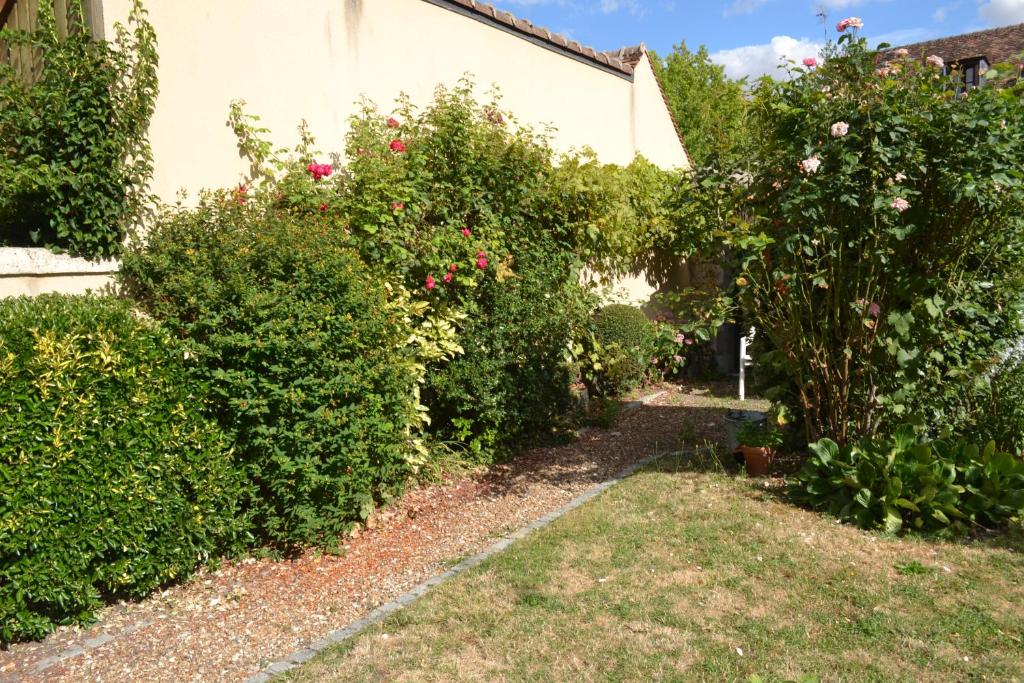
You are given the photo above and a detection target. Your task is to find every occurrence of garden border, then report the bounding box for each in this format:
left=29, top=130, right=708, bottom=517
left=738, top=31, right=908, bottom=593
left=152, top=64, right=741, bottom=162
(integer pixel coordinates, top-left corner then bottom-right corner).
left=246, top=389, right=671, bottom=682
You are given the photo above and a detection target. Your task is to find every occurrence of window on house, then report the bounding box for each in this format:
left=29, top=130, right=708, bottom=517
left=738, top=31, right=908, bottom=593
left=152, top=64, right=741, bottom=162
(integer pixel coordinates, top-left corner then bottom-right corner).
left=948, top=57, right=988, bottom=93
left=1, top=0, right=97, bottom=84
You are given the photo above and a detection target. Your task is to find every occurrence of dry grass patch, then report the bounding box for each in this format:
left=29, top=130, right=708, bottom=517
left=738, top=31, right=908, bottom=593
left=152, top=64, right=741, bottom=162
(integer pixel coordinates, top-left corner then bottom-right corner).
left=285, top=454, right=1024, bottom=683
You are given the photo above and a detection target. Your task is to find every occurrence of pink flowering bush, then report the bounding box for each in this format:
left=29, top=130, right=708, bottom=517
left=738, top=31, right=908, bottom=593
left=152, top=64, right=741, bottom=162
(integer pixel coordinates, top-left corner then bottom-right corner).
left=731, top=28, right=1024, bottom=445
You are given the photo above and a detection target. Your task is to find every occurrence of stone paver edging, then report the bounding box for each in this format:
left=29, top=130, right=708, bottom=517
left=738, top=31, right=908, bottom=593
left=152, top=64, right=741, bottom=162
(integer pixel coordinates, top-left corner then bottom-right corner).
left=246, top=391, right=672, bottom=682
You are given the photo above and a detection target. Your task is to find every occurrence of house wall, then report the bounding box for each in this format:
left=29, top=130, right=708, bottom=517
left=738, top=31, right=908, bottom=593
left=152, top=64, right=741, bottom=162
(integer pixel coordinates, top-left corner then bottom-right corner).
left=7, top=0, right=688, bottom=300
left=97, top=0, right=687, bottom=201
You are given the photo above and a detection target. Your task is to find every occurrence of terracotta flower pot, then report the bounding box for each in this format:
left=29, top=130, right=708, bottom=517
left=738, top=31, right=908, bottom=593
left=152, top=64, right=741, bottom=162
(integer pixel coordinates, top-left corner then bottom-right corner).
left=740, top=445, right=773, bottom=477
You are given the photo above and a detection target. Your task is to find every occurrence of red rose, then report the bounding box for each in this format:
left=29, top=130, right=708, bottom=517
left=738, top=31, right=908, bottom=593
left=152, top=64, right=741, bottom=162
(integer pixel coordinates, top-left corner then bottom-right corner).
left=389, top=139, right=407, bottom=153
left=443, top=273, right=453, bottom=284
left=387, top=117, right=400, bottom=128
left=425, top=275, right=436, bottom=291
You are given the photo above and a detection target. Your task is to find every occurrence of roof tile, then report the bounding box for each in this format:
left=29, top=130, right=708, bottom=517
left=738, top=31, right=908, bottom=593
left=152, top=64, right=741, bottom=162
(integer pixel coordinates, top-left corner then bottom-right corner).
left=429, top=0, right=634, bottom=75
left=881, top=22, right=1024, bottom=66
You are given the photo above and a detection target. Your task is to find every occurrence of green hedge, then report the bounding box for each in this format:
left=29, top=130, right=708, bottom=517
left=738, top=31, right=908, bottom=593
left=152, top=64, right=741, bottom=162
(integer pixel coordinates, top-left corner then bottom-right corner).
left=587, top=303, right=658, bottom=396
left=0, top=295, right=247, bottom=643
left=120, top=201, right=423, bottom=546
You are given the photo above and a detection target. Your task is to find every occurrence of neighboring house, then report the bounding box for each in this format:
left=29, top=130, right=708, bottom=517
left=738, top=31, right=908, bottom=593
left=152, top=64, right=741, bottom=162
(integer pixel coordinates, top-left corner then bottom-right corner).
left=1, top=0, right=690, bottom=301
left=881, top=22, right=1024, bottom=89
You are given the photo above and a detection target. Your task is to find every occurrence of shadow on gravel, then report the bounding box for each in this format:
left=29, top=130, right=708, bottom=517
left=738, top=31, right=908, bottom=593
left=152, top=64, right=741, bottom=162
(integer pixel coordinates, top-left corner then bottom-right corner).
left=475, top=403, right=740, bottom=499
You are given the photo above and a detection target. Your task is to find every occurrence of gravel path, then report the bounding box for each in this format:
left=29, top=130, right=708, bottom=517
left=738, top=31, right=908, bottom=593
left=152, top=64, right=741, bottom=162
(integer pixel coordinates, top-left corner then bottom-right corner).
left=0, top=381, right=757, bottom=683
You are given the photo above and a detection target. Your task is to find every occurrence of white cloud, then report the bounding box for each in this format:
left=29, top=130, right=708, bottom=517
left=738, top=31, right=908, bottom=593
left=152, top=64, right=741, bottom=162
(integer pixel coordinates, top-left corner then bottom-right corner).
left=979, top=0, right=1024, bottom=25
left=724, top=0, right=770, bottom=17
left=933, top=7, right=947, bottom=22
left=710, top=36, right=823, bottom=80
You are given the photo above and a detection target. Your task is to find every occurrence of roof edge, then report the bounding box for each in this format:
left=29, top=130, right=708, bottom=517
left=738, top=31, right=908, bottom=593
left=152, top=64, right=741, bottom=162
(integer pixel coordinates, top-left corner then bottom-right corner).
left=424, top=0, right=635, bottom=79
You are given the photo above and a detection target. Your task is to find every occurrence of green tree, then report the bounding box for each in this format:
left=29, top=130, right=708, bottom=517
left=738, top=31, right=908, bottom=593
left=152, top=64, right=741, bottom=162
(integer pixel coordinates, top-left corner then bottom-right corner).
left=650, top=42, right=750, bottom=168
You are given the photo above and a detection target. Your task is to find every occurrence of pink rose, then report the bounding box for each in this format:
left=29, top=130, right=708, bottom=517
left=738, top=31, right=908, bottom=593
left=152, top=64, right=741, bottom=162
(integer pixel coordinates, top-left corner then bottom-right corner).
left=799, top=156, right=822, bottom=174
left=390, top=201, right=405, bottom=211
left=461, top=227, right=471, bottom=237
left=386, top=117, right=400, bottom=128
left=803, top=57, right=818, bottom=68
left=673, top=355, right=683, bottom=364
left=476, top=251, right=488, bottom=269
left=830, top=121, right=849, bottom=137
left=389, top=139, right=407, bottom=153
left=443, top=273, right=453, bottom=284
left=891, top=197, right=910, bottom=213
left=674, top=333, right=685, bottom=344
left=926, top=55, right=944, bottom=69
left=836, top=16, right=863, bottom=32
left=893, top=48, right=909, bottom=57
left=307, top=163, right=333, bottom=181
left=868, top=302, right=881, bottom=318
left=425, top=275, right=436, bottom=291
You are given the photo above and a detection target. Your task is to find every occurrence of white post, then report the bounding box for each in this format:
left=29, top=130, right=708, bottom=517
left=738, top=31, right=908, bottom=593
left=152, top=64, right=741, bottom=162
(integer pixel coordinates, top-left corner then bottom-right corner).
left=739, top=327, right=754, bottom=401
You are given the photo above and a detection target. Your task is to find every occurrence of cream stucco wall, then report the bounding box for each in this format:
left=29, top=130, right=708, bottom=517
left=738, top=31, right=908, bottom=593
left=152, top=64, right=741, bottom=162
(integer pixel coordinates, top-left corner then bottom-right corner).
left=97, top=0, right=688, bottom=200
left=77, top=0, right=690, bottom=304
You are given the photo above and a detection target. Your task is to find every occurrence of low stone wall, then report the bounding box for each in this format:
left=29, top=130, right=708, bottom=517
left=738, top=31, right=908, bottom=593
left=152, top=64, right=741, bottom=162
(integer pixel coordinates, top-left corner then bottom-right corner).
left=0, top=247, right=119, bottom=298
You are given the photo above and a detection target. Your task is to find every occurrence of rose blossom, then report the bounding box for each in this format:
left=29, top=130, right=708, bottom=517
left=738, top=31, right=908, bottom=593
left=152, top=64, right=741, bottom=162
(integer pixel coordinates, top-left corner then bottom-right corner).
left=893, top=48, right=909, bottom=57
left=449, top=263, right=458, bottom=273
left=836, top=16, right=863, bottom=32
left=389, top=139, right=407, bottom=153
left=461, top=227, right=471, bottom=237
left=830, top=121, right=850, bottom=137
left=476, top=251, right=488, bottom=269
left=386, top=117, right=400, bottom=128
left=868, top=302, right=881, bottom=318
left=803, top=57, right=818, bottom=68
left=893, top=172, right=907, bottom=183
left=799, top=155, right=822, bottom=174
left=307, top=163, right=333, bottom=181
left=891, top=197, right=910, bottom=213
left=675, top=333, right=686, bottom=344
left=319, top=202, right=328, bottom=212
left=443, top=273, right=453, bottom=284
left=926, top=55, right=944, bottom=69
left=390, top=201, right=405, bottom=211
left=425, top=275, right=436, bottom=291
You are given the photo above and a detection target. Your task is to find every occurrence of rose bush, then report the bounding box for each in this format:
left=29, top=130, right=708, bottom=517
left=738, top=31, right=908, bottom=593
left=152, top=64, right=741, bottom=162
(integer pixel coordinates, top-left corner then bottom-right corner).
left=730, top=26, right=1024, bottom=445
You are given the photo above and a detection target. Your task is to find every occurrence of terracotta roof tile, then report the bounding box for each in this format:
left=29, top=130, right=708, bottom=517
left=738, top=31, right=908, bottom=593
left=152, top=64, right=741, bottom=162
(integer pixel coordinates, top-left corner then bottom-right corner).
left=430, top=0, right=633, bottom=75
left=881, top=22, right=1024, bottom=66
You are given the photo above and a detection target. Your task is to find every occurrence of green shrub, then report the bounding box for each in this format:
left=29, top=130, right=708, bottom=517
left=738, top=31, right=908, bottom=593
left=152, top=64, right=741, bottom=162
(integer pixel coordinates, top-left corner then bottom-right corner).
left=423, top=244, right=591, bottom=459
left=0, top=295, right=246, bottom=643
left=587, top=304, right=657, bottom=396
left=0, top=0, right=157, bottom=259
left=733, top=28, right=1024, bottom=444
left=789, top=425, right=1024, bottom=535
left=965, top=353, right=1024, bottom=455
left=120, top=200, right=422, bottom=546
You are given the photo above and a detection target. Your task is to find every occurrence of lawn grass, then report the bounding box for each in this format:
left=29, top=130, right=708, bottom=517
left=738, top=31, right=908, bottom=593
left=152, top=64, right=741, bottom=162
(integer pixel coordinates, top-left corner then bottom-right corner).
left=284, top=454, right=1024, bottom=682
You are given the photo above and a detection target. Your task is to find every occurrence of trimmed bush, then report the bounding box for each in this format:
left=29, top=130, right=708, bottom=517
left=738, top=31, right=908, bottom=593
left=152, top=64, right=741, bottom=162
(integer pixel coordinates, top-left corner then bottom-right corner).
left=587, top=303, right=657, bottom=396
left=0, top=295, right=247, bottom=643
left=423, top=244, right=591, bottom=459
left=120, top=201, right=423, bottom=546
left=790, top=425, right=1024, bottom=535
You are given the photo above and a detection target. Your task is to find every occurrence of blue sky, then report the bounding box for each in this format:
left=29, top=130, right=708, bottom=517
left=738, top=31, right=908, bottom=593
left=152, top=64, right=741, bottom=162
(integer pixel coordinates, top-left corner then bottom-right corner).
left=488, top=0, right=1024, bottom=79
